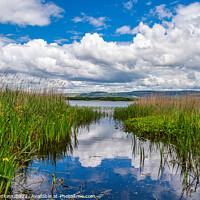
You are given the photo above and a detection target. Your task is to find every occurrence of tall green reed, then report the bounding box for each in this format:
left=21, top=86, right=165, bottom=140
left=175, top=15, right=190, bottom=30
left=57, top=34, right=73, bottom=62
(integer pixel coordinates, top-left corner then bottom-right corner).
left=0, top=87, right=104, bottom=194
left=114, top=95, right=200, bottom=167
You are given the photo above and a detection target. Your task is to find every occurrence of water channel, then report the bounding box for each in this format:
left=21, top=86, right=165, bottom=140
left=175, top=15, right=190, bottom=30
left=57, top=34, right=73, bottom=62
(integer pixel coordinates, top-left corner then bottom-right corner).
left=11, top=101, right=200, bottom=199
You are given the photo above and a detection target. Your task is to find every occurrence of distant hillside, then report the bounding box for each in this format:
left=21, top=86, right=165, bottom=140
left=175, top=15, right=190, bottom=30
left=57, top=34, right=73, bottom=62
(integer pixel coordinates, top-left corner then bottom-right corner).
left=65, top=96, right=133, bottom=101
left=65, top=90, right=200, bottom=98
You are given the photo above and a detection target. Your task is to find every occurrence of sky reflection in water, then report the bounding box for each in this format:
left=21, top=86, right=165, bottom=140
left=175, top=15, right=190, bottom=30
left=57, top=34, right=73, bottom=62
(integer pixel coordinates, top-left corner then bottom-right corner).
left=12, top=102, right=200, bottom=200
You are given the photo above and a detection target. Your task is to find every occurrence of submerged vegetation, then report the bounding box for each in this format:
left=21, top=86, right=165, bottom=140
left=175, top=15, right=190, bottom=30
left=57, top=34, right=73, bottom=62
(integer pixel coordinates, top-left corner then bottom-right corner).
left=0, top=88, right=104, bottom=194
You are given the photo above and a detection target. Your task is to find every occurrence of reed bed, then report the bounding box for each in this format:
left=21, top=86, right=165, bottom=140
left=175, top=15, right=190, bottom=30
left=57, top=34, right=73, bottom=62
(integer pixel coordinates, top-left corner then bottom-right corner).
left=114, top=95, right=200, bottom=165
left=114, top=95, right=200, bottom=119
left=114, top=95, right=200, bottom=197
left=0, top=88, right=103, bottom=194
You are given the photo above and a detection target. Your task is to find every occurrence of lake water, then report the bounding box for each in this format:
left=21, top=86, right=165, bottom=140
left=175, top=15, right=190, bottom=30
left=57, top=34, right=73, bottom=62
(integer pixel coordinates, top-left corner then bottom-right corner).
left=11, top=101, right=200, bottom=199
left=67, top=100, right=133, bottom=107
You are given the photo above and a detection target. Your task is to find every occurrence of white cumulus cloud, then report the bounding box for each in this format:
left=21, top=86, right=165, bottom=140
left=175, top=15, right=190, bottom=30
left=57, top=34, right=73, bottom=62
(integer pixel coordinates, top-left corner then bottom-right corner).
left=0, top=3, right=200, bottom=92
left=124, top=0, right=138, bottom=10
left=154, top=4, right=173, bottom=19
left=116, top=25, right=140, bottom=35
left=0, top=0, right=64, bottom=26
left=72, top=13, right=109, bottom=28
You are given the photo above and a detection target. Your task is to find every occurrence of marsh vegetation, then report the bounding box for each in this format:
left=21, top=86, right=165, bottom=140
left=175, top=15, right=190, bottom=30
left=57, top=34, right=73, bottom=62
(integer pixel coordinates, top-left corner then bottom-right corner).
left=114, top=96, right=200, bottom=198
left=0, top=87, right=104, bottom=194
left=1, top=73, right=200, bottom=199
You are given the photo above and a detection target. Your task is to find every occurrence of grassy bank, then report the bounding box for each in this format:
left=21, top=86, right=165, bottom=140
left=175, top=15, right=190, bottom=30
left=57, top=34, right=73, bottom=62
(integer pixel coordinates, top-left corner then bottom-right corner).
left=114, top=96, right=200, bottom=196
left=65, top=96, right=134, bottom=101
left=0, top=88, right=103, bottom=194
left=114, top=96, right=200, bottom=164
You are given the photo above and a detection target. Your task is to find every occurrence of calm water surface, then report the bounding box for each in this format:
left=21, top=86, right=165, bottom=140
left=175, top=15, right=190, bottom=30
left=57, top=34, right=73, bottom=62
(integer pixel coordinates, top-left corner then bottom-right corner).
left=67, top=100, right=133, bottom=107
left=12, top=101, right=200, bottom=199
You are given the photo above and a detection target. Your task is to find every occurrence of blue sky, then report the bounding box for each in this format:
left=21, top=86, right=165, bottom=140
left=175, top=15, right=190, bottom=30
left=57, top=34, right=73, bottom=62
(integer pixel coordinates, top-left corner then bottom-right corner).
left=0, top=0, right=197, bottom=43
left=0, top=0, right=200, bottom=92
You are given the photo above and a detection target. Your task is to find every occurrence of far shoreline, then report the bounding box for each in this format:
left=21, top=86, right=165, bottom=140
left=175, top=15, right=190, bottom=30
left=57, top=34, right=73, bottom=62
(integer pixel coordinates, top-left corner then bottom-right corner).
left=65, top=97, right=135, bottom=101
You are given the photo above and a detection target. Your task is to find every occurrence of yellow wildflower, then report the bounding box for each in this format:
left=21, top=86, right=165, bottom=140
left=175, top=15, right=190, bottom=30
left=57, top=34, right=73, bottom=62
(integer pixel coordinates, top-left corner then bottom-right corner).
left=52, top=123, right=55, bottom=125
left=16, top=106, right=22, bottom=109
left=3, top=158, right=9, bottom=162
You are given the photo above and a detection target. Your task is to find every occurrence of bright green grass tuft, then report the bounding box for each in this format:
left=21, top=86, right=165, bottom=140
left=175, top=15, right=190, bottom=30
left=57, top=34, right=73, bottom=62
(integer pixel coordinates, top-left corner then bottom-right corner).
left=114, top=96, right=200, bottom=163
left=0, top=88, right=103, bottom=194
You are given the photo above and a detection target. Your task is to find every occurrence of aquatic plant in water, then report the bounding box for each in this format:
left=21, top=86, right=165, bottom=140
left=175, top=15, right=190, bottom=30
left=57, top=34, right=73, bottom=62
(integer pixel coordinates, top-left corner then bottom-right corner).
left=0, top=88, right=104, bottom=194
left=114, top=96, right=200, bottom=198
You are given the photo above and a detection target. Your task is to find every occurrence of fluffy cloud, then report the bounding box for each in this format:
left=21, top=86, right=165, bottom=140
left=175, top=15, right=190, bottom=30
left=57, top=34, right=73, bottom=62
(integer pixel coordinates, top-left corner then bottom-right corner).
left=116, top=25, right=139, bottom=35
left=72, top=13, right=109, bottom=28
left=146, top=2, right=152, bottom=6
left=54, top=38, right=69, bottom=45
left=124, top=0, right=138, bottom=10
left=154, top=4, right=173, bottom=19
left=0, top=0, right=64, bottom=26
left=173, top=2, right=200, bottom=34
left=0, top=35, right=15, bottom=45
left=1, top=3, right=200, bottom=92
